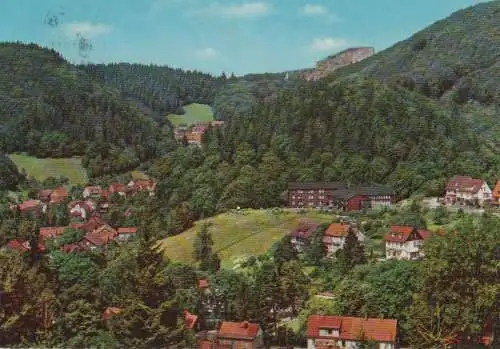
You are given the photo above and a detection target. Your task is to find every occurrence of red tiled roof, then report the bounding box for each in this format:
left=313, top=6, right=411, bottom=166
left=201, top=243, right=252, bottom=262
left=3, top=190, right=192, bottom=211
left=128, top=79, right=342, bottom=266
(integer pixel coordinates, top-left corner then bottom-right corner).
left=383, top=226, right=431, bottom=243
left=38, top=189, right=53, bottom=199
left=102, top=307, right=121, bottom=320
left=18, top=199, right=41, bottom=211
left=492, top=180, right=500, bottom=199
left=199, top=279, right=209, bottom=289
left=50, top=187, right=69, bottom=203
left=108, top=183, right=126, bottom=193
left=6, top=240, right=45, bottom=252
left=306, top=315, right=397, bottom=343
left=289, top=222, right=319, bottom=239
left=117, top=227, right=137, bottom=235
left=60, top=243, right=85, bottom=253
left=217, top=321, right=260, bottom=340
left=445, top=176, right=484, bottom=194
left=39, top=227, right=66, bottom=240
left=324, top=223, right=350, bottom=237
left=191, top=125, right=208, bottom=133
left=83, top=224, right=118, bottom=246
left=71, top=216, right=103, bottom=233
left=184, top=310, right=198, bottom=329
left=199, top=340, right=212, bottom=349
left=7, top=239, right=29, bottom=252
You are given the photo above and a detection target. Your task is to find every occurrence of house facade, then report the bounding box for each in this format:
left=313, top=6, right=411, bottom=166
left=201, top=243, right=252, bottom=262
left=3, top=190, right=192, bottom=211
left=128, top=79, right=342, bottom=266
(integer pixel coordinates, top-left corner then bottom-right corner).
left=82, top=186, right=103, bottom=200
left=215, top=321, right=265, bottom=349
left=492, top=180, right=500, bottom=203
left=289, top=222, right=320, bottom=252
left=323, top=223, right=365, bottom=257
left=330, top=190, right=370, bottom=212
left=306, top=315, right=398, bottom=349
left=356, top=185, right=397, bottom=208
left=288, top=182, right=347, bottom=208
left=384, top=226, right=431, bottom=260
left=444, top=176, right=491, bottom=204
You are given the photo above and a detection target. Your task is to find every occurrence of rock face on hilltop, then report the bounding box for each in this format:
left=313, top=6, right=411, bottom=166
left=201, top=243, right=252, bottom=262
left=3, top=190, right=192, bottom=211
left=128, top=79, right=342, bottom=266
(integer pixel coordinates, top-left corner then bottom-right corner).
left=303, top=47, right=375, bottom=81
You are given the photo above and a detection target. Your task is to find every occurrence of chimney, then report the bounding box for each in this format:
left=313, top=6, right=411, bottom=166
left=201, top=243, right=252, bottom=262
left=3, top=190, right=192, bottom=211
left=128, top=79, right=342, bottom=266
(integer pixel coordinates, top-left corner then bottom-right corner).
left=241, top=321, right=249, bottom=329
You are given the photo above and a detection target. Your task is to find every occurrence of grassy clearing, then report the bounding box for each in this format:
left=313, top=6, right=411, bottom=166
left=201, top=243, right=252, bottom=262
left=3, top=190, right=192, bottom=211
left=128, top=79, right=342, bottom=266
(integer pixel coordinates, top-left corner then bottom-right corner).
left=130, top=170, right=149, bottom=180
left=166, top=103, right=214, bottom=126
left=9, top=153, right=88, bottom=185
left=157, top=209, right=334, bottom=268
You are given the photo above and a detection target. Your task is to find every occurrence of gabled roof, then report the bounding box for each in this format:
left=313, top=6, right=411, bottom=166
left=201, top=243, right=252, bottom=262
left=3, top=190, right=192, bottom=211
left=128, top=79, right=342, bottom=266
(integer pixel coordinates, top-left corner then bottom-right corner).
left=71, top=215, right=103, bottom=233
left=307, top=315, right=397, bottom=343
left=330, top=189, right=367, bottom=201
left=102, top=307, right=121, bottom=320
left=492, top=180, right=500, bottom=198
left=18, top=199, right=41, bottom=211
left=108, top=183, right=126, bottom=193
left=85, top=224, right=118, bottom=244
left=6, top=240, right=45, bottom=252
left=355, top=184, right=395, bottom=196
left=199, top=279, right=209, bottom=289
left=217, top=321, right=260, bottom=340
left=39, top=227, right=66, bottom=240
left=60, top=243, right=85, bottom=253
left=324, top=223, right=350, bottom=237
left=288, top=182, right=347, bottom=190
left=446, top=176, right=484, bottom=194
left=50, top=187, right=69, bottom=203
left=38, top=189, right=54, bottom=199
left=84, top=186, right=102, bottom=194
left=184, top=310, right=198, bottom=329
left=289, top=222, right=319, bottom=239
left=383, top=226, right=431, bottom=243
left=117, top=227, right=137, bottom=235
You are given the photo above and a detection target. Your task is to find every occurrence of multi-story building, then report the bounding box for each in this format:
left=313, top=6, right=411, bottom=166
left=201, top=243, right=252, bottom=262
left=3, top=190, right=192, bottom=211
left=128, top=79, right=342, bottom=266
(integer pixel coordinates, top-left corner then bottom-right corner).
left=306, top=315, right=398, bottom=349
left=287, top=182, right=347, bottom=208
left=323, top=223, right=365, bottom=257
left=384, top=226, right=432, bottom=260
left=444, top=175, right=491, bottom=204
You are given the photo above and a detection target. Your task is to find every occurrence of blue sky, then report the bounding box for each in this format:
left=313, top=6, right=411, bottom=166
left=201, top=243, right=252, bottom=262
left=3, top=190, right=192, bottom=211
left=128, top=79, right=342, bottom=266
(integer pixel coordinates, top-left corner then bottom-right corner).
left=0, top=0, right=489, bottom=75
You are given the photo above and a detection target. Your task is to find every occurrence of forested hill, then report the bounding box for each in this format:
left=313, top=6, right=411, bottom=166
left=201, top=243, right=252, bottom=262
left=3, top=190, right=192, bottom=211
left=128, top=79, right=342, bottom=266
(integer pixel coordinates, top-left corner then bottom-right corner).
left=80, top=64, right=298, bottom=123
left=80, top=63, right=225, bottom=115
left=331, top=0, right=500, bottom=106
left=0, top=42, right=175, bottom=177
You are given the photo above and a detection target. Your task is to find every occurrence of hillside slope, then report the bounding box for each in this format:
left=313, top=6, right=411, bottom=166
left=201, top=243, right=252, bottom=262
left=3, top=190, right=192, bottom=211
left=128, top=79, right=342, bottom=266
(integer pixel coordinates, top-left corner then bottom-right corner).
left=81, top=63, right=223, bottom=116
left=332, top=0, right=500, bottom=105
left=0, top=43, right=174, bottom=177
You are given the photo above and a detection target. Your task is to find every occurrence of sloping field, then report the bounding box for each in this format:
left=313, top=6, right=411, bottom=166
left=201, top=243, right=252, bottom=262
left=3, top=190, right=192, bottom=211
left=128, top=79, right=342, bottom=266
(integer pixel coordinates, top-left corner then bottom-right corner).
left=9, top=153, right=88, bottom=185
left=157, top=209, right=334, bottom=268
left=166, top=103, right=214, bottom=126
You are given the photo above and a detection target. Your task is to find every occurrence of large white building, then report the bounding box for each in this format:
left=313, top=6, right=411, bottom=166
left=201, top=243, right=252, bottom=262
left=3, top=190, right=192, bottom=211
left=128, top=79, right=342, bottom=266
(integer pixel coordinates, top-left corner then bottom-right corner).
left=444, top=175, right=491, bottom=204
left=384, top=226, right=432, bottom=260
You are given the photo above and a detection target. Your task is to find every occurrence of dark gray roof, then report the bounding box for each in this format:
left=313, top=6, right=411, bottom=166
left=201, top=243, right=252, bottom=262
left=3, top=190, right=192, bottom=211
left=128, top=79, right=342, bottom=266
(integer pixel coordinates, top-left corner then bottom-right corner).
left=356, top=184, right=395, bottom=196
left=288, top=182, right=347, bottom=190
left=330, top=189, right=367, bottom=201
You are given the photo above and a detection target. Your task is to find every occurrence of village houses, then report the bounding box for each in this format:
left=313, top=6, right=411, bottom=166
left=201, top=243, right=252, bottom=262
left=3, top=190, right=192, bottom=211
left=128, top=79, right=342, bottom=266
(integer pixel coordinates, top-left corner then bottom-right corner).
left=444, top=175, right=491, bottom=205
left=287, top=182, right=397, bottom=211
left=323, top=223, right=365, bottom=257
left=306, top=315, right=398, bottom=349
left=384, top=226, right=432, bottom=260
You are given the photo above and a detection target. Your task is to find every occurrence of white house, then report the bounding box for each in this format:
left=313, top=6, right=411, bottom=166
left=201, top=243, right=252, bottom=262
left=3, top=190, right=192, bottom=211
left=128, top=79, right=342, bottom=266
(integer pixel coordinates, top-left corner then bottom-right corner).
left=444, top=176, right=491, bottom=204
left=384, top=226, right=432, bottom=260
left=306, top=315, right=397, bottom=349
left=323, top=223, right=366, bottom=257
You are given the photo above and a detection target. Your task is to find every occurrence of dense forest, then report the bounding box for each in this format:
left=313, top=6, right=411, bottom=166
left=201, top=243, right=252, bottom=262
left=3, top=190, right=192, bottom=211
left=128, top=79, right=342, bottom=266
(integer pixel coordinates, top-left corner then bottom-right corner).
left=0, top=43, right=177, bottom=177
left=80, top=63, right=225, bottom=116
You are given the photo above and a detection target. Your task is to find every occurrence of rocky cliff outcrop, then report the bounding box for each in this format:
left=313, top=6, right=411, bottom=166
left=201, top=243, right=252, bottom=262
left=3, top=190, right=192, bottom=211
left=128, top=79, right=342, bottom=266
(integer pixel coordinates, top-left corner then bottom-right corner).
left=303, top=47, right=375, bottom=81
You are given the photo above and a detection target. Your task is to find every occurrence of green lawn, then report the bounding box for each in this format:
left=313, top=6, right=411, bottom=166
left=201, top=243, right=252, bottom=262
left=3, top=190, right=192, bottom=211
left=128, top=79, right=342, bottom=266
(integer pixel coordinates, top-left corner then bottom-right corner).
left=157, top=209, right=334, bottom=269
left=130, top=170, right=149, bottom=180
left=166, top=103, right=214, bottom=126
left=9, top=153, right=88, bottom=185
